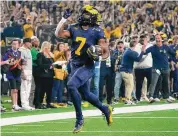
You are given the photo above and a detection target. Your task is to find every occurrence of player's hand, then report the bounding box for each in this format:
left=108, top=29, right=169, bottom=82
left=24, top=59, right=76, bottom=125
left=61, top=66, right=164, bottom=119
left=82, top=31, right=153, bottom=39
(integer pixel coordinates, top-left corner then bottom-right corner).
left=63, top=8, right=73, bottom=19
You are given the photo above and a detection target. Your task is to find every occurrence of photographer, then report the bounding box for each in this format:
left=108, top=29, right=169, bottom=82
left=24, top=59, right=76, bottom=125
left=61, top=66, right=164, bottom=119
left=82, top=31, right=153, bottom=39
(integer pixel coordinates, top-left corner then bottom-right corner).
left=2, top=39, right=24, bottom=111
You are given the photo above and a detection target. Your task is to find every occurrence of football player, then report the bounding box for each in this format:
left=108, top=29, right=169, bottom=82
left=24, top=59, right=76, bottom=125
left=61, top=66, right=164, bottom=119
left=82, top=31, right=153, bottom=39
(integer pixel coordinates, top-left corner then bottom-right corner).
left=55, top=5, right=113, bottom=133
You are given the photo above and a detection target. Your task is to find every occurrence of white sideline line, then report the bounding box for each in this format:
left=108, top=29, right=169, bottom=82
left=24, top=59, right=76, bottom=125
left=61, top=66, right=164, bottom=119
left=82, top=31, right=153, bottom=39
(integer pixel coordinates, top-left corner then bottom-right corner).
left=1, top=103, right=178, bottom=126
left=2, top=131, right=178, bottom=133
left=95, top=116, right=178, bottom=118
left=4, top=109, right=52, bottom=114
left=2, top=128, right=18, bottom=131
left=13, top=125, right=44, bottom=127
left=37, top=121, right=69, bottom=124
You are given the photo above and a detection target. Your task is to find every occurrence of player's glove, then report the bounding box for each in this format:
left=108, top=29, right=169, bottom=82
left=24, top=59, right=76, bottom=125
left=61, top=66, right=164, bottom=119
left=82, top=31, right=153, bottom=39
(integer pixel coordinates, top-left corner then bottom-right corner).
left=63, top=8, right=73, bottom=19
left=87, top=45, right=102, bottom=61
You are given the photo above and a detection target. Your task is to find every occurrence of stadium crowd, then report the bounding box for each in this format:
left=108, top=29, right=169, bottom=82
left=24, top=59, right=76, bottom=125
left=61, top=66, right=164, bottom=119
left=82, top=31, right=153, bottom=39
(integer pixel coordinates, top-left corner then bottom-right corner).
left=1, top=1, right=178, bottom=112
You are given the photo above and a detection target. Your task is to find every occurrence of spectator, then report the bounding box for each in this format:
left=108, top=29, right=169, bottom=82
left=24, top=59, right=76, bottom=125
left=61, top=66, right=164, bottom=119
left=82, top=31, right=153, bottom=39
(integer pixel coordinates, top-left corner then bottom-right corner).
left=134, top=34, right=152, bottom=101
left=99, top=43, right=115, bottom=105
left=145, top=34, right=177, bottom=103
left=0, top=60, right=13, bottom=113
left=51, top=42, right=68, bottom=107
left=120, top=40, right=146, bottom=105
left=0, top=55, right=16, bottom=112
left=170, top=35, right=178, bottom=95
left=104, top=24, right=112, bottom=41
left=64, top=48, right=73, bottom=105
left=90, top=60, right=101, bottom=98
left=36, top=41, right=55, bottom=109
left=19, top=38, right=34, bottom=110
left=1, top=1, right=178, bottom=105
left=152, top=16, right=164, bottom=32
left=23, top=17, right=34, bottom=38
left=113, top=40, right=125, bottom=103
left=31, top=36, right=40, bottom=108
left=2, top=39, right=24, bottom=111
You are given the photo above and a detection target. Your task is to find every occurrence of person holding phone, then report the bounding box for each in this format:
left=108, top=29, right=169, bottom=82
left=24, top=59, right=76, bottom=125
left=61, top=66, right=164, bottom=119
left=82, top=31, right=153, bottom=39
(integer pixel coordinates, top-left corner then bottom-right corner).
left=36, top=41, right=55, bottom=109
left=2, top=39, right=24, bottom=111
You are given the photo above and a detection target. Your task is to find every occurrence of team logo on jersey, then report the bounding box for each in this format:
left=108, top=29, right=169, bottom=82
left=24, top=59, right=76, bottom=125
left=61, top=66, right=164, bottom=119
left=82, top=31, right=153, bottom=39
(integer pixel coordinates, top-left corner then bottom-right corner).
left=160, top=49, right=166, bottom=54
left=92, top=28, right=100, bottom=32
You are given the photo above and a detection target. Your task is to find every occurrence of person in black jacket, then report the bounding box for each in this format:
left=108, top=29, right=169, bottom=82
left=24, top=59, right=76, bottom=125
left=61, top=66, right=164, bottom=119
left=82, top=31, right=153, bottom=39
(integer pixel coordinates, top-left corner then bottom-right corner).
left=36, top=41, right=55, bottom=109
left=99, top=42, right=116, bottom=105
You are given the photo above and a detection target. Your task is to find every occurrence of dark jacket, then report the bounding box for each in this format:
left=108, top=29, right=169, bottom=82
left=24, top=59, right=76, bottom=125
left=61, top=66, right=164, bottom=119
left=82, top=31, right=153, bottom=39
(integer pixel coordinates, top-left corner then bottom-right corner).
left=36, top=53, right=54, bottom=78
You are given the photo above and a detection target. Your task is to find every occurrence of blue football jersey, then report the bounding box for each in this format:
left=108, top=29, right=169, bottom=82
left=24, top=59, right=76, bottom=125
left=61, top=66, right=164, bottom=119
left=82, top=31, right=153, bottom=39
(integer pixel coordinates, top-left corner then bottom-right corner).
left=67, top=23, right=105, bottom=65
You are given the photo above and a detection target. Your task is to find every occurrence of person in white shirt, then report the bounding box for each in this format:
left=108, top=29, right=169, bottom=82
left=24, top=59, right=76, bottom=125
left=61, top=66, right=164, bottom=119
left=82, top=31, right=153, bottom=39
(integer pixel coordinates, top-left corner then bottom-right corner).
left=134, top=34, right=153, bottom=102
left=19, top=38, right=35, bottom=110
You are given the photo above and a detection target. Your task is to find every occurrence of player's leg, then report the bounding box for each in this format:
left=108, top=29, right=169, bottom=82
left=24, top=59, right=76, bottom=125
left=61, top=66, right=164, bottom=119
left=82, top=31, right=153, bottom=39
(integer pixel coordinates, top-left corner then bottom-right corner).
left=67, top=66, right=92, bottom=133
left=68, top=82, right=83, bottom=120
left=68, top=65, right=95, bottom=116
left=80, top=80, right=113, bottom=126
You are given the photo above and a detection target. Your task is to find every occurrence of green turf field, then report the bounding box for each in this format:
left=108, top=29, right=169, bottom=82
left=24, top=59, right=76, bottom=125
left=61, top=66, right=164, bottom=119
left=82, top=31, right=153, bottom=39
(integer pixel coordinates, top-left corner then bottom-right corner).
left=1, top=110, right=178, bottom=136
left=2, top=95, right=178, bottom=118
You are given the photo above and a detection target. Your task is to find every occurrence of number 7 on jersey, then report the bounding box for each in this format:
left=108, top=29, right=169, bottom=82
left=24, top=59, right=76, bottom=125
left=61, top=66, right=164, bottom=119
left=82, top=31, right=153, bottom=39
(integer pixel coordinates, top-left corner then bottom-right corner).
left=75, top=37, right=86, bottom=56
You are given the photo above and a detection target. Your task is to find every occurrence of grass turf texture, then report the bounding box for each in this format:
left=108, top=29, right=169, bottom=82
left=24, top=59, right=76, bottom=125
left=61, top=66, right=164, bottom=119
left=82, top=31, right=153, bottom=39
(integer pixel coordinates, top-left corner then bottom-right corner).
left=1, top=110, right=178, bottom=136
left=1, top=96, right=178, bottom=118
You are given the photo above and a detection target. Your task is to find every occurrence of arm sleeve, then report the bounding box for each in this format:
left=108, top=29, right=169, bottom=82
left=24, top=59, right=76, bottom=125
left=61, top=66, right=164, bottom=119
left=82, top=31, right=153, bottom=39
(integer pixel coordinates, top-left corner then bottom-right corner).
left=144, top=46, right=152, bottom=54
left=53, top=51, right=64, bottom=61
left=129, top=51, right=144, bottom=62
